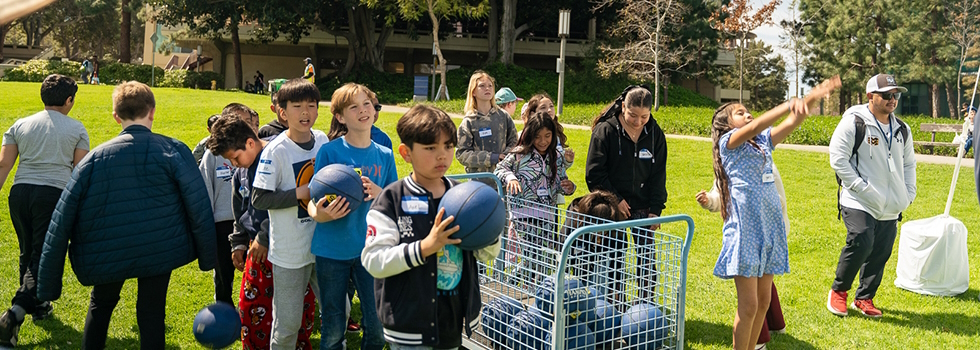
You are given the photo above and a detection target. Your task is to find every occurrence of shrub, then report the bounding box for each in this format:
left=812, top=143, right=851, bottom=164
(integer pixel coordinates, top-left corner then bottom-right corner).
left=318, top=69, right=415, bottom=104
left=158, top=69, right=225, bottom=89
left=97, top=63, right=165, bottom=85
left=3, top=60, right=84, bottom=82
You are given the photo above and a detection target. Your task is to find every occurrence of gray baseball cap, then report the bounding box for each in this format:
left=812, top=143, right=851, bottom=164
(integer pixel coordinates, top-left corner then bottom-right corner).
left=866, top=74, right=908, bottom=93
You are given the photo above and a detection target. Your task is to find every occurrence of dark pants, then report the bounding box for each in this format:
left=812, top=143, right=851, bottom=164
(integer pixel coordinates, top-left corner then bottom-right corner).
left=832, top=207, right=898, bottom=300
left=214, top=220, right=235, bottom=306
left=756, top=283, right=786, bottom=344
left=8, top=184, right=63, bottom=314
left=83, top=272, right=171, bottom=350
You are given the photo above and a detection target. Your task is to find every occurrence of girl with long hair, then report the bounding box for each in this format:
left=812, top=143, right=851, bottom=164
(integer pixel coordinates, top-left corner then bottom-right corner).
left=456, top=71, right=519, bottom=182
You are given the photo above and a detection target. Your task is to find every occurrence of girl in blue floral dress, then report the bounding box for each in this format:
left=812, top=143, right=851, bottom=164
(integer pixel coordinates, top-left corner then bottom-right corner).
left=710, top=76, right=840, bottom=350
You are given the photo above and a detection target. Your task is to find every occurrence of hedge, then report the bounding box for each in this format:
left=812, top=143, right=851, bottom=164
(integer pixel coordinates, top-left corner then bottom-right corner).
left=3, top=60, right=223, bottom=89
left=3, top=60, right=83, bottom=82
left=158, top=69, right=225, bottom=89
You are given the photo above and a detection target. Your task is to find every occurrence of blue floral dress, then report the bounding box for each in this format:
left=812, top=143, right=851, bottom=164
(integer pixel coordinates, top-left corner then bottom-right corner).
left=713, top=127, right=790, bottom=278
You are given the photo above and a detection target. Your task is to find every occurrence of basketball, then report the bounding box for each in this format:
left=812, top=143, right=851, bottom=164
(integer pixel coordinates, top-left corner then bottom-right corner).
left=621, top=303, right=667, bottom=350
left=590, top=298, right=622, bottom=344
left=534, top=276, right=597, bottom=319
left=192, top=302, right=242, bottom=349
left=295, top=159, right=316, bottom=208
left=481, top=295, right=524, bottom=345
left=507, top=307, right=552, bottom=350
left=546, top=322, right=596, bottom=350
left=437, top=181, right=506, bottom=250
left=309, top=164, right=364, bottom=212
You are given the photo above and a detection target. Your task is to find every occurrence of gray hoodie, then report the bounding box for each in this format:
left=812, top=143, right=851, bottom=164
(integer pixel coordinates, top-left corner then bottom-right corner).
left=829, top=104, right=917, bottom=221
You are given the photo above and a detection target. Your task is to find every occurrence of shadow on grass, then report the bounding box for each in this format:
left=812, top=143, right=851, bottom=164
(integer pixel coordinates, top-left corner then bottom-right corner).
left=881, top=307, right=980, bottom=337
left=684, top=319, right=818, bottom=349
left=32, top=316, right=181, bottom=349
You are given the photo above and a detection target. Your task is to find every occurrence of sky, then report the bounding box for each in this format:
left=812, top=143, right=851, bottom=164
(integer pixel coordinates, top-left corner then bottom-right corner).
left=750, top=0, right=807, bottom=96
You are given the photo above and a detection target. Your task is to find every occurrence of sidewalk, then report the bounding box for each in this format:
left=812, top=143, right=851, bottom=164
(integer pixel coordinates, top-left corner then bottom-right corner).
left=342, top=102, right=974, bottom=167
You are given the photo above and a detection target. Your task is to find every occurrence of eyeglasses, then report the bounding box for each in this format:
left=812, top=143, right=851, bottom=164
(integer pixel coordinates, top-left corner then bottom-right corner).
left=875, top=92, right=901, bottom=101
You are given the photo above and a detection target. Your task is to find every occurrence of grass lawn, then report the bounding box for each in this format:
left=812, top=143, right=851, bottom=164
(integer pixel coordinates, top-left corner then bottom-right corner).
left=2, top=82, right=980, bottom=348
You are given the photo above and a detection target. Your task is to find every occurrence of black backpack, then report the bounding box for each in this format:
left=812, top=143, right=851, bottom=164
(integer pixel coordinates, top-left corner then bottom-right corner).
left=835, top=115, right=909, bottom=220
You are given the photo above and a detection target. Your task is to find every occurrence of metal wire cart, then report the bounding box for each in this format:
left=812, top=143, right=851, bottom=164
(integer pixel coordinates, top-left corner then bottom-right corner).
left=450, top=174, right=694, bottom=350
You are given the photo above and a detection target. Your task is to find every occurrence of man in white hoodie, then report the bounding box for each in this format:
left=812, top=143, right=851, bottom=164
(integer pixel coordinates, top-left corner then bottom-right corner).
left=827, top=74, right=917, bottom=318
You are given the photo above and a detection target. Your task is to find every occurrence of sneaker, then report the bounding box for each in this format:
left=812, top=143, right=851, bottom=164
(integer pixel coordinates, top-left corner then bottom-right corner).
left=32, top=302, right=53, bottom=322
left=346, top=317, right=361, bottom=333
left=0, top=309, right=20, bottom=347
left=826, top=290, right=848, bottom=316
left=754, top=343, right=767, bottom=350
left=851, top=299, right=882, bottom=318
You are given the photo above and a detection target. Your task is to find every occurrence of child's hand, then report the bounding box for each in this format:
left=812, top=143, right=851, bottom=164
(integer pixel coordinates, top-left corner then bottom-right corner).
left=362, top=176, right=382, bottom=201
left=804, top=75, right=842, bottom=105
left=309, top=196, right=351, bottom=222
left=248, top=239, right=268, bottom=265
left=564, top=148, right=575, bottom=163
left=420, top=208, right=461, bottom=258
left=696, top=190, right=709, bottom=206
left=507, top=180, right=522, bottom=194
left=788, top=97, right=809, bottom=121
left=296, top=185, right=311, bottom=201
left=232, top=250, right=245, bottom=271
left=560, top=179, right=575, bottom=195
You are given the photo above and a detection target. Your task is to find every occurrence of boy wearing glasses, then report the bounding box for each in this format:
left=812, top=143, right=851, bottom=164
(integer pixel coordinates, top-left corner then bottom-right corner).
left=826, top=73, right=917, bottom=318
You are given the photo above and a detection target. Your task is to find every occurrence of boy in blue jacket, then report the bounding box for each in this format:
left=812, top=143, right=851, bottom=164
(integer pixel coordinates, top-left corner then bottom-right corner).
left=36, top=81, right=217, bottom=349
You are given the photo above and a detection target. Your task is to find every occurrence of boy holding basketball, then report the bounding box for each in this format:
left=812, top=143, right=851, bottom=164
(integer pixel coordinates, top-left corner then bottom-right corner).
left=362, top=105, right=501, bottom=349
left=250, top=79, right=329, bottom=349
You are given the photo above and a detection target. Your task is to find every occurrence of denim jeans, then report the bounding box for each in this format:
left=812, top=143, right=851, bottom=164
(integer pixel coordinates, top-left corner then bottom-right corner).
left=315, top=256, right=384, bottom=350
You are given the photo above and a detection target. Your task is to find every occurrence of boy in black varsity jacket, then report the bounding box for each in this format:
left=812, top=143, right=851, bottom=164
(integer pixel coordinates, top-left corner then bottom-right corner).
left=362, top=105, right=501, bottom=349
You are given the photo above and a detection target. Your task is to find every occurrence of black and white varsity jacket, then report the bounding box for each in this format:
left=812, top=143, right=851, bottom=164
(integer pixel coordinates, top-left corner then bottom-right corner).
left=361, top=175, right=501, bottom=346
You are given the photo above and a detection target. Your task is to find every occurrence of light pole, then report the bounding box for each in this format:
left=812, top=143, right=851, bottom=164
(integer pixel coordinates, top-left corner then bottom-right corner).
left=557, top=9, right=570, bottom=116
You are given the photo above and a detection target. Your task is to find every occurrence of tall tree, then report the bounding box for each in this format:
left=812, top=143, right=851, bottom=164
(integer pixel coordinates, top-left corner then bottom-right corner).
left=0, top=23, right=9, bottom=61
left=713, top=0, right=780, bottom=103
left=151, top=0, right=247, bottom=88
left=668, top=0, right=723, bottom=104
left=779, top=0, right=807, bottom=98
left=718, top=39, right=788, bottom=110
left=889, top=0, right=956, bottom=118
left=945, top=0, right=980, bottom=118
left=595, top=0, right=691, bottom=111
left=120, top=0, right=131, bottom=62
left=486, top=0, right=498, bottom=64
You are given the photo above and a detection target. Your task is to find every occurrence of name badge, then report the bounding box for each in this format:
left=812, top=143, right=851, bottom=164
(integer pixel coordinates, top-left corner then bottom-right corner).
left=763, top=173, right=775, bottom=183
left=536, top=187, right=549, bottom=197
left=479, top=127, right=492, bottom=138
left=888, top=155, right=896, bottom=173
left=638, top=149, right=653, bottom=159
left=401, top=196, right=429, bottom=214
left=216, top=166, right=232, bottom=179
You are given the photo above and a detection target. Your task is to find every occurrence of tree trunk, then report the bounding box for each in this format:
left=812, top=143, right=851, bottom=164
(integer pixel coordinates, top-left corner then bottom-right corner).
left=499, top=0, right=516, bottom=65
left=428, top=0, right=449, bottom=100
left=354, top=5, right=383, bottom=72
left=231, top=20, right=243, bottom=90
left=0, top=24, right=7, bottom=61
left=839, top=87, right=848, bottom=115
left=931, top=83, right=940, bottom=118
left=120, top=0, right=131, bottom=63
left=738, top=32, right=745, bottom=103
left=957, top=46, right=966, bottom=119
left=486, top=0, right=499, bottom=65
left=662, top=72, right=669, bottom=107
left=947, top=83, right=957, bottom=120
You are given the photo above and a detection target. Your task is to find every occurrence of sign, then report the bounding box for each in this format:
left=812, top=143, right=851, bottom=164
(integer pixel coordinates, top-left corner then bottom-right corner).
left=414, top=76, right=428, bottom=96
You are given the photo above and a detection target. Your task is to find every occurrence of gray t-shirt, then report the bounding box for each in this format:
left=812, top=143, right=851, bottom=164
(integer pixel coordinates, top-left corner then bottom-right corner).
left=2, top=109, right=89, bottom=189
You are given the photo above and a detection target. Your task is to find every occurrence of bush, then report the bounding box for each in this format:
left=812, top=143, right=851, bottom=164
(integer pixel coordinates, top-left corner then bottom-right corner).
left=3, top=60, right=84, bottom=82
left=318, top=69, right=415, bottom=104
left=158, top=69, right=225, bottom=89
left=97, top=63, right=165, bottom=85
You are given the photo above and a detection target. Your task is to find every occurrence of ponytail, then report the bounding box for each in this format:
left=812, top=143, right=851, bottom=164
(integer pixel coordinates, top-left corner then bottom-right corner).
left=591, top=85, right=653, bottom=130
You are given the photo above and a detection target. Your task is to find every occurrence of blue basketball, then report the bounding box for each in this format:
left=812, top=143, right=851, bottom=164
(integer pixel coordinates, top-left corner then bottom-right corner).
left=535, top=276, right=598, bottom=319
left=507, top=307, right=552, bottom=350
left=589, top=298, right=622, bottom=344
left=621, top=303, right=667, bottom=350
left=438, top=181, right=506, bottom=250
left=545, top=322, right=596, bottom=350
left=193, top=302, right=242, bottom=349
left=309, top=164, right=363, bottom=211
left=481, top=295, right=524, bottom=345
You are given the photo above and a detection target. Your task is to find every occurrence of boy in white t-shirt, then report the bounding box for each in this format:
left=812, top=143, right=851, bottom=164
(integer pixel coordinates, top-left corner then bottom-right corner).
left=250, top=79, right=329, bottom=350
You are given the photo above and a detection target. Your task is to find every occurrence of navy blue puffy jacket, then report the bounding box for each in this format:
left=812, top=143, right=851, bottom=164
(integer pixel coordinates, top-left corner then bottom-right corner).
left=38, top=125, right=216, bottom=301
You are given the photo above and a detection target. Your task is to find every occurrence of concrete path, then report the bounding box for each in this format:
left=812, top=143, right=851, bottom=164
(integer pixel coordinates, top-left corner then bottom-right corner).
left=331, top=102, right=973, bottom=167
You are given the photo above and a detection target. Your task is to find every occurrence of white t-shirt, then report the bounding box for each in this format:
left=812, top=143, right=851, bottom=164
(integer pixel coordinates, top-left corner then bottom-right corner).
left=252, top=130, right=329, bottom=269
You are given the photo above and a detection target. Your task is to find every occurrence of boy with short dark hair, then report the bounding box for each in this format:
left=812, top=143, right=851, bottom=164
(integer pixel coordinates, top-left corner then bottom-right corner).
left=37, top=81, right=216, bottom=349
left=250, top=78, right=328, bottom=349
left=206, top=116, right=317, bottom=350
left=259, top=93, right=289, bottom=138
left=362, top=105, right=501, bottom=349
left=194, top=113, right=222, bottom=164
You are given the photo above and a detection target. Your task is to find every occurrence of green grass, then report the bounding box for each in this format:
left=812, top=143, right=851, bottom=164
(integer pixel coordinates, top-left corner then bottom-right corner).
left=3, top=82, right=980, bottom=348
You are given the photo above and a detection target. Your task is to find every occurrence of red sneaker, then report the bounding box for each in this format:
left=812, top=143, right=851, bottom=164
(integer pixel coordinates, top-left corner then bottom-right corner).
left=347, top=317, right=361, bottom=333
left=851, top=299, right=882, bottom=318
left=826, top=290, right=848, bottom=316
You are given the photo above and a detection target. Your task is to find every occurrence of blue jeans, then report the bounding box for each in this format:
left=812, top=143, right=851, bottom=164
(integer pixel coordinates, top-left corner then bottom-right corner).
left=965, top=136, right=974, bottom=153
left=316, top=256, right=385, bottom=350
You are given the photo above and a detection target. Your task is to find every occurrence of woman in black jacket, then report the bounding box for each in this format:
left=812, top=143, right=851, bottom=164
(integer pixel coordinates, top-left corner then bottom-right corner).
left=584, top=85, right=666, bottom=301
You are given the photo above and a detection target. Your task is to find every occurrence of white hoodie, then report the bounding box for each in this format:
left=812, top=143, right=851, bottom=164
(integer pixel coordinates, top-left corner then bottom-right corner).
left=829, top=104, right=917, bottom=221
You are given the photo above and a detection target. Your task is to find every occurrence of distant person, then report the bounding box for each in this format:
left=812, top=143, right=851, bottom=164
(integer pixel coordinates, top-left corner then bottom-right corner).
left=494, top=87, right=522, bottom=117
left=370, top=96, right=393, bottom=150
left=91, top=59, right=100, bottom=85
left=456, top=71, right=518, bottom=187
left=255, top=70, right=266, bottom=94
left=36, top=81, right=217, bottom=349
left=827, top=74, right=916, bottom=318
left=0, top=74, right=90, bottom=347
left=958, top=107, right=976, bottom=154
left=303, top=58, right=315, bottom=84
left=81, top=58, right=93, bottom=84
left=259, top=92, right=288, bottom=139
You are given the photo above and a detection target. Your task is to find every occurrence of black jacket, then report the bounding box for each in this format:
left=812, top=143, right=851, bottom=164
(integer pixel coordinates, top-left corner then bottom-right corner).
left=361, top=176, right=500, bottom=346
left=38, top=125, right=217, bottom=301
left=585, top=114, right=668, bottom=216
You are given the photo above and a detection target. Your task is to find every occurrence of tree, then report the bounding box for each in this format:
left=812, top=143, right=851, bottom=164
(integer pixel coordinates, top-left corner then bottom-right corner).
left=945, top=0, right=980, bottom=118
left=713, top=0, right=780, bottom=103
left=718, top=39, right=788, bottom=110
left=779, top=0, right=807, bottom=98
left=889, top=0, right=957, bottom=118
left=595, top=0, right=691, bottom=111
left=151, top=0, right=247, bottom=88
left=0, top=23, right=9, bottom=61
left=393, top=0, right=487, bottom=100
left=120, top=0, right=131, bottom=63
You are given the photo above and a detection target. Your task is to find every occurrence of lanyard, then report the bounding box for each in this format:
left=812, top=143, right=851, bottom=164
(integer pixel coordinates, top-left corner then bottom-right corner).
left=869, top=107, right=893, bottom=156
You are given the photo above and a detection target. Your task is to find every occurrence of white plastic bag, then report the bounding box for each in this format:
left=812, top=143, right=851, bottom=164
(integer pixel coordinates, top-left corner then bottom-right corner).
left=894, top=215, right=969, bottom=296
